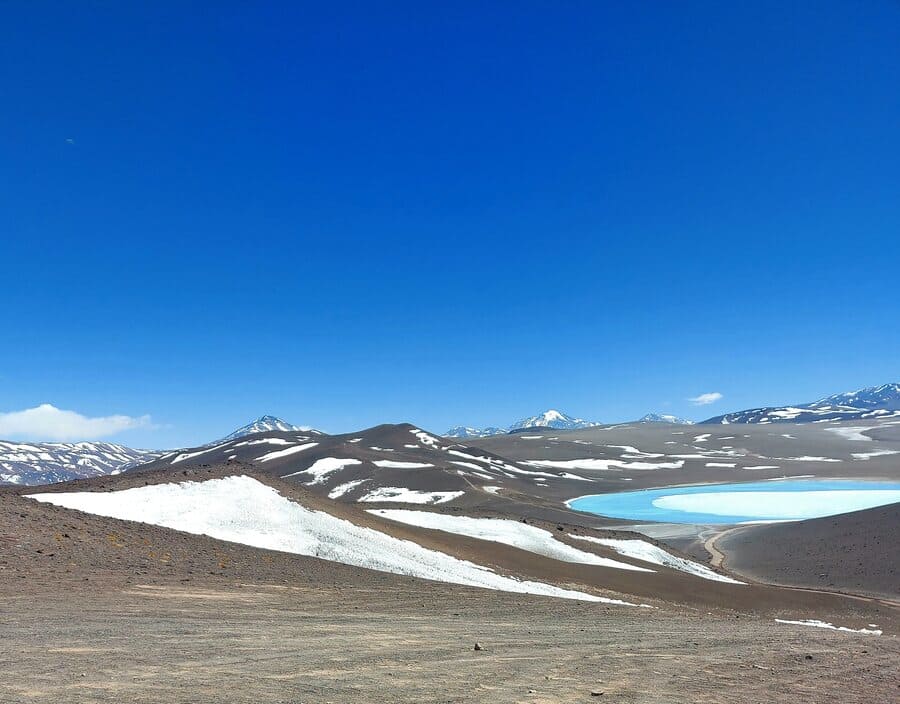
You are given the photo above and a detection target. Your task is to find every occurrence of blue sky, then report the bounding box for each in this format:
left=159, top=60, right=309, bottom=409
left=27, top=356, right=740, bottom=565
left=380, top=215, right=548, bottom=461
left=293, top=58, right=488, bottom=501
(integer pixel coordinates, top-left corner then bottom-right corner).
left=2, top=2, right=898, bottom=447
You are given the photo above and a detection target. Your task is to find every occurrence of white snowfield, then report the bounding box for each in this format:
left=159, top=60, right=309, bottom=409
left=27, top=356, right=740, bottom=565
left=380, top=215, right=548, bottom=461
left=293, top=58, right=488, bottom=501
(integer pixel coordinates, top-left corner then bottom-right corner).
left=256, top=443, right=319, bottom=462
left=569, top=535, right=743, bottom=584
left=653, top=489, right=900, bottom=520
left=171, top=442, right=233, bottom=464
left=409, top=429, right=442, bottom=448
left=851, top=450, right=900, bottom=460
left=327, top=479, right=369, bottom=499
left=372, top=460, right=434, bottom=469
left=367, top=510, right=653, bottom=573
left=281, top=457, right=362, bottom=484
left=524, top=459, right=685, bottom=471
left=825, top=426, right=874, bottom=442
left=27, top=476, right=617, bottom=603
left=775, top=619, right=882, bottom=636
left=233, top=438, right=294, bottom=447
left=357, top=487, right=464, bottom=505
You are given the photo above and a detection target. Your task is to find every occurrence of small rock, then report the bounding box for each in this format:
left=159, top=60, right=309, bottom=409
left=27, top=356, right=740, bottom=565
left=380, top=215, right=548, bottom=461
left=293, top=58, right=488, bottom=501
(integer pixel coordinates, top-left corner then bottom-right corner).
left=805, top=654, right=813, bottom=660
left=474, top=642, right=484, bottom=651
left=591, top=691, right=604, bottom=697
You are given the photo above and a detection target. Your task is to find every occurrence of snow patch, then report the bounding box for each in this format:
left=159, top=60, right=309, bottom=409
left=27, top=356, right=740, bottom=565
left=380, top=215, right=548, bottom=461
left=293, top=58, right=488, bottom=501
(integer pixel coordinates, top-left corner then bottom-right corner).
left=369, top=510, right=654, bottom=573
left=256, top=443, right=319, bottom=462
left=569, top=536, right=743, bottom=584
left=28, top=476, right=603, bottom=602
left=358, top=487, right=464, bottom=505
left=372, top=460, right=434, bottom=469
left=775, top=619, right=882, bottom=635
left=525, top=459, right=684, bottom=472
left=281, top=457, right=362, bottom=484
left=328, top=479, right=370, bottom=499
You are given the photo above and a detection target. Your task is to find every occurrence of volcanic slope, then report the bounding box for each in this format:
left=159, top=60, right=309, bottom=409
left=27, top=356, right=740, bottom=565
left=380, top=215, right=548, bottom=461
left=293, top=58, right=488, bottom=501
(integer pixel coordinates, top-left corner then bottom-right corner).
left=716, top=501, right=900, bottom=599
left=466, top=416, right=900, bottom=496
left=5, top=463, right=896, bottom=622
left=130, top=423, right=626, bottom=512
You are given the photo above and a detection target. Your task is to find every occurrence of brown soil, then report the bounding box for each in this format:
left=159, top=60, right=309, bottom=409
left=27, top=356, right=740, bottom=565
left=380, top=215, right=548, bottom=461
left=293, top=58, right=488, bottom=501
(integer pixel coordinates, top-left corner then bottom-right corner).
left=715, top=503, right=900, bottom=600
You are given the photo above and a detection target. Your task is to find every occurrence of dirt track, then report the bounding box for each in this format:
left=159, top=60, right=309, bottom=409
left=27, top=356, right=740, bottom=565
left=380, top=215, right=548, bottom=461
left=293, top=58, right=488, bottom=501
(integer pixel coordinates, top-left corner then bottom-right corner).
left=2, top=578, right=898, bottom=704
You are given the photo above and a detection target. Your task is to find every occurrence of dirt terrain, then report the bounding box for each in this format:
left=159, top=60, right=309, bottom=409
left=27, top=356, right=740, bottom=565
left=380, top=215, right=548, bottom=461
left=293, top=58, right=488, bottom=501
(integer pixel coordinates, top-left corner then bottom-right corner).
left=3, top=577, right=898, bottom=704
left=716, top=502, right=900, bottom=599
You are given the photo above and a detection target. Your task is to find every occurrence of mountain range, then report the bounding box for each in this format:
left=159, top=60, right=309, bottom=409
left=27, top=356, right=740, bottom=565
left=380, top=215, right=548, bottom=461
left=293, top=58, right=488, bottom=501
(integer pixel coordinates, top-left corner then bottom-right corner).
left=702, top=383, right=900, bottom=424
left=0, top=441, right=163, bottom=486
left=0, top=415, right=309, bottom=486
left=3, top=382, right=898, bottom=485
left=637, top=413, right=694, bottom=425
left=445, top=410, right=602, bottom=438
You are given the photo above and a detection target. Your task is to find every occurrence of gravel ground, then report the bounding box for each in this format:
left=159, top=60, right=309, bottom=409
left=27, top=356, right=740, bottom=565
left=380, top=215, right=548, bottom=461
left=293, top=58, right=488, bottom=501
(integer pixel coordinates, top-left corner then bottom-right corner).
left=2, top=578, right=898, bottom=704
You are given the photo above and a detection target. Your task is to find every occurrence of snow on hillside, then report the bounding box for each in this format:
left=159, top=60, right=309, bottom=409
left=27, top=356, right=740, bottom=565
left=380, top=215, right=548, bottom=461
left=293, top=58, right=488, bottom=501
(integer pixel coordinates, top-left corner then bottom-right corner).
left=703, top=383, right=900, bottom=424
left=638, top=413, right=694, bottom=425
left=0, top=441, right=163, bottom=486
left=444, top=426, right=506, bottom=439
left=368, top=510, right=653, bottom=572
left=510, top=409, right=602, bottom=432
left=27, top=475, right=626, bottom=603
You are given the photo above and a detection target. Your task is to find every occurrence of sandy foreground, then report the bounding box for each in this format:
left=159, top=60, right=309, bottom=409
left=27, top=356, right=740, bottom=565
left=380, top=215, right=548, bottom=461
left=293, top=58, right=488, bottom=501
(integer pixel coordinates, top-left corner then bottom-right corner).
left=2, top=575, right=898, bottom=704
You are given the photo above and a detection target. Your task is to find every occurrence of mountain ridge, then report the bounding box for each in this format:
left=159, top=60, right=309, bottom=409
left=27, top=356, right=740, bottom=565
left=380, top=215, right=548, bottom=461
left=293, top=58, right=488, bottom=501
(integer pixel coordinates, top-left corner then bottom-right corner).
left=702, top=383, right=900, bottom=424
left=0, top=440, right=164, bottom=486
left=637, top=413, right=694, bottom=425
left=445, top=409, right=601, bottom=438
left=214, top=415, right=321, bottom=444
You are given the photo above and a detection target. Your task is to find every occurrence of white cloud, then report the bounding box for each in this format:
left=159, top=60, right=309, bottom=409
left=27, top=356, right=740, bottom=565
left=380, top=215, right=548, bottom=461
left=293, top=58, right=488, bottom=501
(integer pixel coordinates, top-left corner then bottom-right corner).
left=688, top=392, right=723, bottom=406
left=0, top=404, right=154, bottom=441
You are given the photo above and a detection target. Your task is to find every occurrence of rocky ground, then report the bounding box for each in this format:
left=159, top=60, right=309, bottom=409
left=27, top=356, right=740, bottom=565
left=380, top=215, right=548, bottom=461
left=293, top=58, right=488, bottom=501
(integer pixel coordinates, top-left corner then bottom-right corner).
left=2, top=575, right=898, bottom=704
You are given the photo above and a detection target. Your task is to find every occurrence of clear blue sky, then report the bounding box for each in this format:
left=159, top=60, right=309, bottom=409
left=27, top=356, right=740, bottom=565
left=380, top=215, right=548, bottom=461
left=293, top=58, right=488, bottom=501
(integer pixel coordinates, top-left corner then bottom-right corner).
left=2, top=2, right=898, bottom=448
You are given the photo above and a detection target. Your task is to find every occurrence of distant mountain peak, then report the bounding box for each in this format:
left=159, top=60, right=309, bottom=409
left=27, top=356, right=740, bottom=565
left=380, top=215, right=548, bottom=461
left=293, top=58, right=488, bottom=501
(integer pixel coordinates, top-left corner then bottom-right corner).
left=703, top=382, right=900, bottom=424
left=217, top=415, right=320, bottom=443
left=812, top=383, right=900, bottom=410
left=445, top=409, right=601, bottom=438
left=509, top=409, right=600, bottom=431
left=637, top=413, right=694, bottom=425
left=444, top=425, right=506, bottom=439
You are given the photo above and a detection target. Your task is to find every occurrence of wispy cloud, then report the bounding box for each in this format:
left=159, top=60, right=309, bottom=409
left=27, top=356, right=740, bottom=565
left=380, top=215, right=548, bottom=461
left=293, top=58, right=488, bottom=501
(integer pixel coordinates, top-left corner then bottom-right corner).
left=0, top=404, right=154, bottom=441
left=688, top=392, right=723, bottom=406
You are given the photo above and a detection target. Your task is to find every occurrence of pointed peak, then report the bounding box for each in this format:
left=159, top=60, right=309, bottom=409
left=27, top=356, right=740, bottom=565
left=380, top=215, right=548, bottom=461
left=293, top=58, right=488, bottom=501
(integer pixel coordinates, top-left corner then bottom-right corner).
left=215, top=415, right=321, bottom=444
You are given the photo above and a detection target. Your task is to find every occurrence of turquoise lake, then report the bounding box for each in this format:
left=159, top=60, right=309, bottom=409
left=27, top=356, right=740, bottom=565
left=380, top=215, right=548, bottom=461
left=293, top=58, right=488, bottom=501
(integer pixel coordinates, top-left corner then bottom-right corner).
left=566, top=479, right=900, bottom=524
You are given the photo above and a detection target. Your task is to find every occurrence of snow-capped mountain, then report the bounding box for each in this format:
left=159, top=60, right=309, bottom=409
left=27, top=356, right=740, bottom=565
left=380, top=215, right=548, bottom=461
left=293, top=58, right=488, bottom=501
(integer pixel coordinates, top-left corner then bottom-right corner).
left=0, top=441, right=164, bottom=486
left=445, top=410, right=601, bottom=438
left=637, top=413, right=694, bottom=425
left=702, top=383, right=900, bottom=424
left=810, top=383, right=900, bottom=412
left=215, top=415, right=321, bottom=443
left=444, top=426, right=506, bottom=439
left=509, top=409, right=601, bottom=432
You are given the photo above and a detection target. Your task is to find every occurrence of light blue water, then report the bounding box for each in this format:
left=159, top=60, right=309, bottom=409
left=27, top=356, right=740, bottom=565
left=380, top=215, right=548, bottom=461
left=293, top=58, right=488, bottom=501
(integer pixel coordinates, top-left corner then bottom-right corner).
left=567, top=479, right=900, bottom=524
